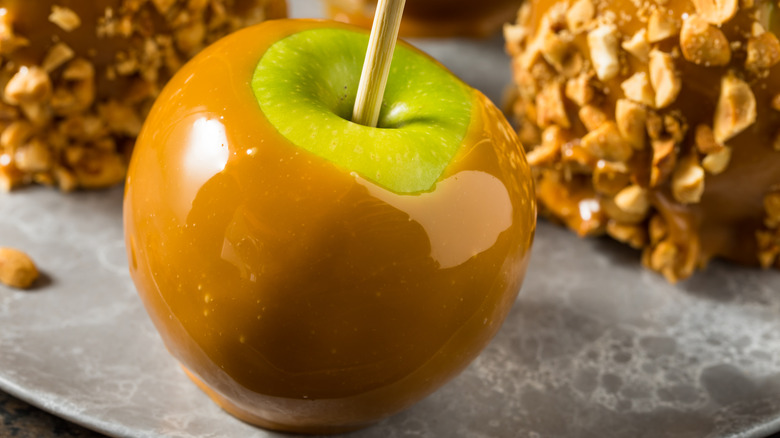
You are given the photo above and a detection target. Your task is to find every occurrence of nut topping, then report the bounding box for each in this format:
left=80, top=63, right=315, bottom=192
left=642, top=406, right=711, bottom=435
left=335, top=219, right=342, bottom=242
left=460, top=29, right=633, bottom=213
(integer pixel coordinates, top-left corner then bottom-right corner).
left=566, top=0, right=595, bottom=34
left=581, top=122, right=633, bottom=162
left=4, top=67, right=52, bottom=105
left=713, top=72, right=757, bottom=144
left=593, top=161, right=630, bottom=196
left=578, top=105, right=608, bottom=132
left=648, top=215, right=668, bottom=244
left=680, top=14, right=731, bottom=66
left=587, top=24, right=621, bottom=81
left=647, top=9, right=679, bottom=43
left=622, top=29, right=650, bottom=62
left=615, top=98, right=647, bottom=150
left=649, top=50, right=682, bottom=109
left=746, top=32, right=780, bottom=74
left=650, top=138, right=677, bottom=187
left=42, top=43, right=76, bottom=72
left=506, top=0, right=780, bottom=279
left=702, top=146, right=732, bottom=174
left=537, top=81, right=570, bottom=128
left=527, top=126, right=565, bottom=166
left=565, top=72, right=596, bottom=106
left=615, top=184, right=651, bottom=216
left=694, top=124, right=724, bottom=154
left=692, top=0, right=738, bottom=25
left=49, top=6, right=81, bottom=32
left=672, top=154, right=705, bottom=204
left=607, top=221, right=647, bottom=249
left=0, top=247, right=39, bottom=289
left=621, top=72, right=655, bottom=107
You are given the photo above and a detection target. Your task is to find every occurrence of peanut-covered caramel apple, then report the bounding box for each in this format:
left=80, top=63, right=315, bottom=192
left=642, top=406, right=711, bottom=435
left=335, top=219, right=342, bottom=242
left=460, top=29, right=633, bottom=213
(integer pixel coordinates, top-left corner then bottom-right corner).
left=326, top=0, right=523, bottom=37
left=505, top=0, right=780, bottom=281
left=124, top=18, right=535, bottom=433
left=0, top=0, right=285, bottom=192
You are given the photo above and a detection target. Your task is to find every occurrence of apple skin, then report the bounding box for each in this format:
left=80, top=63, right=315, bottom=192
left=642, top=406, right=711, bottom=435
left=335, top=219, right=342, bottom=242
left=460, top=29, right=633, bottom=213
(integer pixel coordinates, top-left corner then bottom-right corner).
left=124, top=19, right=535, bottom=433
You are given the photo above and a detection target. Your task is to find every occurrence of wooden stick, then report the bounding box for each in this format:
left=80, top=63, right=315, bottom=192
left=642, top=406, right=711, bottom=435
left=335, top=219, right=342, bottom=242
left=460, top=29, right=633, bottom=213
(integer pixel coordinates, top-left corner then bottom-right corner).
left=352, top=0, right=406, bottom=127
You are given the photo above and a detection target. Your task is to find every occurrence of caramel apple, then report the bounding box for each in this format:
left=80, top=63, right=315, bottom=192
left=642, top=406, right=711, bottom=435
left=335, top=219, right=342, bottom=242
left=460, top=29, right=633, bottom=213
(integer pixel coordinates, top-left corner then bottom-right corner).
left=326, top=0, right=524, bottom=37
left=0, top=0, right=285, bottom=192
left=505, top=0, right=780, bottom=281
left=124, top=18, right=535, bottom=433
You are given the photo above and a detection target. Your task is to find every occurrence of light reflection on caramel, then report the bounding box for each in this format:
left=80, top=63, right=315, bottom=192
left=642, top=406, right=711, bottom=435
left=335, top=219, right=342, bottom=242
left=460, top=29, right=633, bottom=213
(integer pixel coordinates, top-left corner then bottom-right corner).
left=357, top=170, right=513, bottom=269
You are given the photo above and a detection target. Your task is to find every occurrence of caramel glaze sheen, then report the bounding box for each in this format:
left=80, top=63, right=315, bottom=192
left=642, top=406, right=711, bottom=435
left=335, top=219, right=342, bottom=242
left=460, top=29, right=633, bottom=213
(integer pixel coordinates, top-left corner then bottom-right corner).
left=522, top=0, right=780, bottom=268
left=124, top=20, right=535, bottom=434
left=326, top=0, right=524, bottom=37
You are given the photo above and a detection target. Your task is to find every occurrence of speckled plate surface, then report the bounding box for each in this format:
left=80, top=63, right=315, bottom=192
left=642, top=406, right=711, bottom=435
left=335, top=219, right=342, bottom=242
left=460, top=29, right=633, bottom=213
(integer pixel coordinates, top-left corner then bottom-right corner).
left=2, top=1, right=780, bottom=437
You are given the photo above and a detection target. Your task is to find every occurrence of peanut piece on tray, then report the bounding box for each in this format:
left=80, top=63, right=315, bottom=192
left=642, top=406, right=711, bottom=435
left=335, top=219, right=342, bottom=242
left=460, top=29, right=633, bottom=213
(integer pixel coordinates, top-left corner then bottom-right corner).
left=0, top=247, right=39, bottom=289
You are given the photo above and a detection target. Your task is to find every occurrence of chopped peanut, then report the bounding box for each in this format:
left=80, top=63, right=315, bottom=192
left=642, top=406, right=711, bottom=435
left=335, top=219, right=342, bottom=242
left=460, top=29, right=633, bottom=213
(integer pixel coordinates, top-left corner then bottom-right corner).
left=680, top=14, right=731, bottom=66
left=746, top=32, right=780, bottom=74
left=621, top=72, right=655, bottom=107
left=647, top=9, right=679, bottom=43
left=14, top=138, right=53, bottom=173
left=587, top=24, right=621, bottom=81
left=581, top=122, right=633, bottom=163
left=648, top=240, right=679, bottom=282
left=649, top=50, right=682, bottom=109
left=0, top=247, right=39, bottom=289
left=527, top=126, right=566, bottom=166
left=672, top=155, right=705, bottom=204
left=615, top=98, right=647, bottom=150
left=648, top=215, right=668, bottom=244
left=42, top=43, right=76, bottom=72
left=692, top=0, right=738, bottom=25
left=49, top=6, right=81, bottom=32
left=542, top=30, right=579, bottom=75
left=1, top=120, right=34, bottom=150
left=614, top=184, right=650, bottom=216
left=606, top=221, right=647, bottom=249
left=702, top=146, right=731, bottom=174
left=579, top=105, right=608, bottom=131
left=713, top=72, right=757, bottom=144
left=650, top=138, right=677, bottom=187
left=593, top=161, right=630, bottom=196
left=622, top=29, right=650, bottom=62
left=565, top=72, right=596, bottom=106
left=694, top=124, right=724, bottom=154
left=536, top=81, right=570, bottom=128
left=566, top=0, right=595, bottom=34
left=4, top=67, right=52, bottom=105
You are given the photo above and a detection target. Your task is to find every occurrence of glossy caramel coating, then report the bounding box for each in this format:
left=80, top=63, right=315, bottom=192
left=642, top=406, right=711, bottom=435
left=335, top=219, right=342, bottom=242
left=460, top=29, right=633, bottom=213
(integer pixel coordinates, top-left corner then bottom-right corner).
left=326, top=0, right=524, bottom=37
left=506, top=0, right=780, bottom=281
left=124, top=19, right=536, bottom=433
left=0, top=0, right=285, bottom=191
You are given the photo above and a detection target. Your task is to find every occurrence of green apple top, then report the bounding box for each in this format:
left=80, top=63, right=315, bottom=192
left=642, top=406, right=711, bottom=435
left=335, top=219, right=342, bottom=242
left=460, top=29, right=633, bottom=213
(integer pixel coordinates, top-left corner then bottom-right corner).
left=124, top=19, right=535, bottom=435
left=252, top=27, right=472, bottom=193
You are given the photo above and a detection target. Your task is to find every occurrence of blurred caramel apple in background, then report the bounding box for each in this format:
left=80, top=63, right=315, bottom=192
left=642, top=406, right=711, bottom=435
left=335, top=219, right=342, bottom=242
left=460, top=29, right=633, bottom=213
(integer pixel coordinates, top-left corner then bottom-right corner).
left=124, top=19, right=535, bottom=433
left=0, top=0, right=285, bottom=192
left=505, top=0, right=780, bottom=281
left=326, top=0, right=524, bottom=37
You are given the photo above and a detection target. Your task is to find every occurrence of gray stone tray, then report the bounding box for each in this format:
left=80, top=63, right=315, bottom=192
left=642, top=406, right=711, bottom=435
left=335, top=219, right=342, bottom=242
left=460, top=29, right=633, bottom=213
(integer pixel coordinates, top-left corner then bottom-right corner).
left=2, top=1, right=780, bottom=436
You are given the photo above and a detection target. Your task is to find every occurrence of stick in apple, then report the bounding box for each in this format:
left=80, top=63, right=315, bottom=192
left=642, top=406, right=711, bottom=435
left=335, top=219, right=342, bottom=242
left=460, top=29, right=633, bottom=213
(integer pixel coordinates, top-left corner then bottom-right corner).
left=352, top=0, right=407, bottom=127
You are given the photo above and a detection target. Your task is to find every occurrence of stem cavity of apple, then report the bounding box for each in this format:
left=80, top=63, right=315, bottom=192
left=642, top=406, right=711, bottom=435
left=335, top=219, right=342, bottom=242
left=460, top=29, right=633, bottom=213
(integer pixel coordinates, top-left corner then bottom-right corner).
left=352, top=0, right=407, bottom=128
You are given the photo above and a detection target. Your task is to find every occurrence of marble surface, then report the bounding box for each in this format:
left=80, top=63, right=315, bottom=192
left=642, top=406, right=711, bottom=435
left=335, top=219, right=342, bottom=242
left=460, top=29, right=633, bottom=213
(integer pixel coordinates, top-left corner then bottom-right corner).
left=2, top=0, right=780, bottom=437
left=3, top=186, right=780, bottom=438
left=0, top=390, right=102, bottom=437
